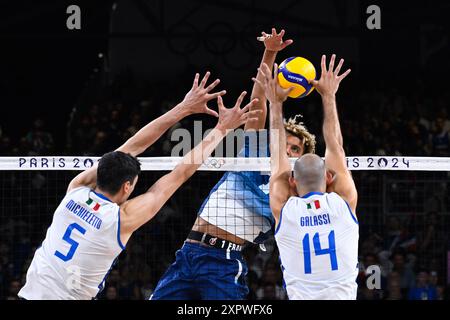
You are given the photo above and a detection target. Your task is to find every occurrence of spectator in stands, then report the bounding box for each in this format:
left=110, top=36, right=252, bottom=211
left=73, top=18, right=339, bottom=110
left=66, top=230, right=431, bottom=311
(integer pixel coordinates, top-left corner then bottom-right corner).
left=408, top=270, right=437, bottom=300
left=436, top=285, right=446, bottom=300
left=105, top=286, right=118, bottom=300
left=385, top=271, right=403, bottom=300
left=405, top=115, right=431, bottom=155
left=246, top=270, right=259, bottom=300
left=135, top=264, right=152, bottom=300
left=7, top=279, right=21, bottom=300
left=124, top=113, right=143, bottom=138
left=0, top=263, right=5, bottom=298
left=419, top=212, right=447, bottom=275
left=432, top=107, right=450, bottom=132
left=357, top=253, right=385, bottom=300
left=107, top=269, right=120, bottom=289
left=0, top=134, right=12, bottom=156
left=382, top=216, right=403, bottom=253
left=256, top=263, right=286, bottom=300
left=87, top=130, right=109, bottom=155
left=117, top=265, right=138, bottom=299
left=73, top=115, right=97, bottom=154
left=431, top=117, right=449, bottom=156
left=390, top=251, right=416, bottom=294
left=24, top=118, right=54, bottom=155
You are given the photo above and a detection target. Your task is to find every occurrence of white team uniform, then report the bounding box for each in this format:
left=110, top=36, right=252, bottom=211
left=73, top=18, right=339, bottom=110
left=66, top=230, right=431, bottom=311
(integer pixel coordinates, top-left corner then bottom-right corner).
left=18, top=186, right=125, bottom=300
left=274, top=192, right=359, bottom=300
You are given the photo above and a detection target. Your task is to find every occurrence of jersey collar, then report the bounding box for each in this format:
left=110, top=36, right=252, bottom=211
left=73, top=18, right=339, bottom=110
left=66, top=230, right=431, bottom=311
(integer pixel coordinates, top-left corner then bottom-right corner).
left=300, top=191, right=324, bottom=199
left=92, top=190, right=112, bottom=203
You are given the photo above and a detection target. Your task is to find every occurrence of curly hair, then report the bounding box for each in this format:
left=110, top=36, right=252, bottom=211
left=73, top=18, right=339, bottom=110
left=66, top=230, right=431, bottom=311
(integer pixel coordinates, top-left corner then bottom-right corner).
left=284, top=115, right=316, bottom=154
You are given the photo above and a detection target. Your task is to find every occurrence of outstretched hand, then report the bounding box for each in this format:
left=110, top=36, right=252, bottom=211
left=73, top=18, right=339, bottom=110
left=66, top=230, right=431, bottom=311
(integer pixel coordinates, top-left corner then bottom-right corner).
left=180, top=71, right=227, bottom=117
left=257, top=28, right=293, bottom=52
left=216, top=92, right=260, bottom=131
left=310, top=54, right=351, bottom=98
left=252, top=63, right=294, bottom=105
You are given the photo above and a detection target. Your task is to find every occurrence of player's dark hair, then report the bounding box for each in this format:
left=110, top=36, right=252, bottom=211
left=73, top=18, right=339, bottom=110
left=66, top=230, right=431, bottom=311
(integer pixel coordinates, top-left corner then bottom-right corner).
left=97, top=151, right=141, bottom=195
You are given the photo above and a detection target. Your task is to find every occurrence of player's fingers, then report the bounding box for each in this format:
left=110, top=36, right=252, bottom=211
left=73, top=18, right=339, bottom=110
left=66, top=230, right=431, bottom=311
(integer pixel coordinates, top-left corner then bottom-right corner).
left=205, top=78, right=220, bottom=92
left=281, top=39, right=294, bottom=49
left=240, top=113, right=259, bottom=125
left=234, top=91, right=247, bottom=108
left=272, top=28, right=276, bottom=35
left=285, top=86, right=295, bottom=95
left=240, top=100, right=260, bottom=114
left=334, top=59, right=344, bottom=76
left=261, top=63, right=272, bottom=79
left=278, top=29, right=285, bottom=38
left=192, top=73, right=200, bottom=88
left=252, top=77, right=264, bottom=89
left=273, top=63, right=278, bottom=80
left=256, top=68, right=265, bottom=84
left=217, top=95, right=225, bottom=110
left=207, top=90, right=227, bottom=100
left=247, top=109, right=262, bottom=118
left=204, top=107, right=219, bottom=118
left=244, top=109, right=261, bottom=118
left=257, top=67, right=269, bottom=84
left=240, top=104, right=250, bottom=115
left=321, top=54, right=327, bottom=74
left=329, top=54, right=336, bottom=73
left=310, top=79, right=319, bottom=87
left=337, top=68, right=351, bottom=81
left=239, top=114, right=249, bottom=126
left=199, top=71, right=211, bottom=88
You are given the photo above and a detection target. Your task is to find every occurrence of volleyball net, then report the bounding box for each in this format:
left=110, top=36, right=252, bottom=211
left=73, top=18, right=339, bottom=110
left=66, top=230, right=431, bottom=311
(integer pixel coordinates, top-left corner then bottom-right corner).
left=0, top=156, right=449, bottom=300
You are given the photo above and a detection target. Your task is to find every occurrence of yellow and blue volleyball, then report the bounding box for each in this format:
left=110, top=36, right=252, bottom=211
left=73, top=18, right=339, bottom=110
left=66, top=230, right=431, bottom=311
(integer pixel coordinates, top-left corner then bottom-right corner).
left=277, top=56, right=316, bottom=98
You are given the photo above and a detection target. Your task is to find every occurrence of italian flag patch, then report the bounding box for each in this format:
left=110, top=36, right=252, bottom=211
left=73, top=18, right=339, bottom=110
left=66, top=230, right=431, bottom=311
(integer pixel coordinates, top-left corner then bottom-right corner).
left=307, top=200, right=321, bottom=210
left=86, top=198, right=100, bottom=211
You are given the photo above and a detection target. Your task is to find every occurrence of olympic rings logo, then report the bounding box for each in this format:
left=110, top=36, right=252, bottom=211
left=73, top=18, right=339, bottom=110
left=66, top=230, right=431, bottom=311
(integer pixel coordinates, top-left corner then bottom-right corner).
left=203, top=158, right=226, bottom=169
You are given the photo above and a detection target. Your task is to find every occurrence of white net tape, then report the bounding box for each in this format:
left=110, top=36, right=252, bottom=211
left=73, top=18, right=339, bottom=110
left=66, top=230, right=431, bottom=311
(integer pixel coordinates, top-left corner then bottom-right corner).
left=0, top=156, right=449, bottom=171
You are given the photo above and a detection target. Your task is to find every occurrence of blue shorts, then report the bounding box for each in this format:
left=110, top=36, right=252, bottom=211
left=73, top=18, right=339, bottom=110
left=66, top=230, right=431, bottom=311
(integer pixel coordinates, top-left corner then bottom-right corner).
left=150, top=242, right=248, bottom=300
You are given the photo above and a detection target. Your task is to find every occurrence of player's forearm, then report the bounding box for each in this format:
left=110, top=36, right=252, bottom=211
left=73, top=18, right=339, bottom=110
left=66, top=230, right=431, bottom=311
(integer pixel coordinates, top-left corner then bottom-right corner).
left=175, top=126, right=227, bottom=182
left=252, top=50, right=277, bottom=102
left=245, top=50, right=277, bottom=130
left=121, top=126, right=227, bottom=233
left=269, top=101, right=290, bottom=175
left=322, top=94, right=344, bottom=151
left=117, top=103, right=190, bottom=156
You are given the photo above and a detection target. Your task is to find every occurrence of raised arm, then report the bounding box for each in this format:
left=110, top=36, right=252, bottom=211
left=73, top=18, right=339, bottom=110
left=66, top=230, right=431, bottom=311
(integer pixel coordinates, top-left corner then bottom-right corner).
left=119, top=92, right=260, bottom=241
left=253, top=63, right=294, bottom=223
left=311, top=54, right=357, bottom=212
left=67, top=72, right=225, bottom=193
left=245, top=28, right=293, bottom=131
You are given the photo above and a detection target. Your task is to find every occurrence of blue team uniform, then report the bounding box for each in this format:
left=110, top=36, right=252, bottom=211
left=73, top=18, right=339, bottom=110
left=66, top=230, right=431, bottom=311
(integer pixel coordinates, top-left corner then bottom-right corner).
left=151, top=130, right=273, bottom=300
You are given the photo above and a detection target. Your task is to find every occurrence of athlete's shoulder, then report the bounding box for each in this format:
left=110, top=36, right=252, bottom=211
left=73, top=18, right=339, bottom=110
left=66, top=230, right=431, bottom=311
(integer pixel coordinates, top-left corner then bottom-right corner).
left=66, top=185, right=90, bottom=195
left=326, top=192, right=358, bottom=223
left=326, top=191, right=345, bottom=203
left=282, top=195, right=301, bottom=208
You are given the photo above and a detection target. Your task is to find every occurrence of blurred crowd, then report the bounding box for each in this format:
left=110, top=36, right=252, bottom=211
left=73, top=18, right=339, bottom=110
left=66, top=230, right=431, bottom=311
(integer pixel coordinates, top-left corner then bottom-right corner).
left=0, top=80, right=449, bottom=300
left=1, top=83, right=449, bottom=158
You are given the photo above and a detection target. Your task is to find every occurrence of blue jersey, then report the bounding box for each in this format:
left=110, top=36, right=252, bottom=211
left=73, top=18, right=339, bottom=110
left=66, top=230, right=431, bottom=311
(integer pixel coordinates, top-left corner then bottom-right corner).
left=198, top=130, right=274, bottom=243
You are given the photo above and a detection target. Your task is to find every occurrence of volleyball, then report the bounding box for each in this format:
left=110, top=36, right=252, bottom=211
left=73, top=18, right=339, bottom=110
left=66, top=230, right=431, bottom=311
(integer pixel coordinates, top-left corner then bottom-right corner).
left=277, top=56, right=316, bottom=98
